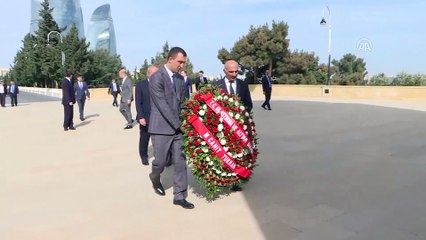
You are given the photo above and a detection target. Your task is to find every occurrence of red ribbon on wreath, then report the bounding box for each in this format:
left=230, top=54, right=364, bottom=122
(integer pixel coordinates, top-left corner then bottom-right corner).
left=187, top=114, right=252, bottom=178
left=201, top=93, right=255, bottom=158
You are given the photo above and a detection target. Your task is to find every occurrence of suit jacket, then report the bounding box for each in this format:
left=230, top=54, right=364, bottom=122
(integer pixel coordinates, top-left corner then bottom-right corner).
left=7, top=84, right=19, bottom=95
left=213, top=78, right=253, bottom=112
left=148, top=66, right=185, bottom=135
left=195, top=76, right=207, bottom=90
left=184, top=77, right=193, bottom=99
left=135, top=79, right=151, bottom=122
left=1, top=84, right=7, bottom=94
left=61, top=78, right=76, bottom=105
left=108, top=82, right=121, bottom=94
left=74, top=81, right=90, bottom=100
left=262, top=75, right=272, bottom=93
left=120, top=76, right=133, bottom=102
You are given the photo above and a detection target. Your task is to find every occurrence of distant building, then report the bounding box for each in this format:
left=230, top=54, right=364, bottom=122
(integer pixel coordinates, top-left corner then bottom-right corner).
left=0, top=67, right=10, bottom=77
left=30, top=0, right=85, bottom=38
left=86, top=4, right=117, bottom=54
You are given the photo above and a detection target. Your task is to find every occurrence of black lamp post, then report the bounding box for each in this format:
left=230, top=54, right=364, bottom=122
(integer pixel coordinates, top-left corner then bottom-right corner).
left=320, top=6, right=331, bottom=85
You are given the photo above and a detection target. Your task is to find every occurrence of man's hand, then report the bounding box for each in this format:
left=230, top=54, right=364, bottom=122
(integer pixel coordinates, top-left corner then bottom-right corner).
left=139, top=118, right=147, bottom=126
left=87, top=96, right=90, bottom=101
left=127, top=99, right=131, bottom=105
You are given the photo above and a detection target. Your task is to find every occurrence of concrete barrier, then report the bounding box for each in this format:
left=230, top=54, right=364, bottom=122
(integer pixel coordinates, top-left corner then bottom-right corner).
left=19, top=85, right=426, bottom=101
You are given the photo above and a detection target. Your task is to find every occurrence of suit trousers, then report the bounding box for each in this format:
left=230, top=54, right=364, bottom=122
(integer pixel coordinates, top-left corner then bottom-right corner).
left=0, top=93, right=5, bottom=107
left=76, top=98, right=86, bottom=119
left=63, top=104, right=74, bottom=128
left=119, top=102, right=133, bottom=124
left=139, top=124, right=150, bottom=164
left=262, top=90, right=272, bottom=109
left=10, top=93, right=18, bottom=106
left=150, top=133, right=188, bottom=200
left=111, top=92, right=118, bottom=106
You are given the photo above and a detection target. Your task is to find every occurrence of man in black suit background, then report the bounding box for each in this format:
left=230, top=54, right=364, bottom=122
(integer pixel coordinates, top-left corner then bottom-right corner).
left=74, top=74, right=90, bottom=121
left=61, top=71, right=76, bottom=131
left=195, top=70, right=207, bottom=91
left=8, top=80, right=19, bottom=107
left=135, top=65, right=158, bottom=166
left=180, top=70, right=192, bottom=99
left=108, top=78, right=120, bottom=107
left=213, top=60, right=253, bottom=112
left=261, top=70, right=273, bottom=110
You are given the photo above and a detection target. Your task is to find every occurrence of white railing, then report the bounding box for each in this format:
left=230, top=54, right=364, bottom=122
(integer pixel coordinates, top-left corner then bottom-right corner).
left=19, top=87, right=62, bottom=98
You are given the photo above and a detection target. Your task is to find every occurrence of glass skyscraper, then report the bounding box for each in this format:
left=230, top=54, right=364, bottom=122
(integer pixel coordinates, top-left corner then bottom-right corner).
left=86, top=4, right=117, bottom=54
left=30, top=0, right=85, bottom=38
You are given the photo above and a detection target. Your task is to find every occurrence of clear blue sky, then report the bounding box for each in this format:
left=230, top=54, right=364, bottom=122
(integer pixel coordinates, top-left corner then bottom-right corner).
left=1, top=0, right=425, bottom=78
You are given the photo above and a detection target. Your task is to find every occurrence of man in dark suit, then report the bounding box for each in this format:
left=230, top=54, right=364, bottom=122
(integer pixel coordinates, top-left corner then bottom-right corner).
left=212, top=60, right=253, bottom=192
left=148, top=47, right=194, bottom=209
left=74, top=74, right=90, bottom=121
left=261, top=70, right=273, bottom=110
left=108, top=78, right=120, bottom=107
left=180, top=70, right=192, bottom=99
left=213, top=60, right=253, bottom=112
left=135, top=65, right=158, bottom=166
left=0, top=80, right=6, bottom=107
left=119, top=68, right=134, bottom=129
left=195, top=70, right=207, bottom=91
left=8, top=80, right=19, bottom=107
left=61, top=71, right=76, bottom=131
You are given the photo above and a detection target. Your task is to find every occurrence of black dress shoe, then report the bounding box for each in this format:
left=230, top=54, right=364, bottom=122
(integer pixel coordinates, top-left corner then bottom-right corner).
left=261, top=105, right=267, bottom=110
left=80, top=117, right=85, bottom=121
left=268, top=107, right=272, bottom=110
left=69, top=127, right=76, bottom=130
left=142, top=161, right=149, bottom=166
left=124, top=125, right=133, bottom=129
left=151, top=182, right=165, bottom=196
left=64, top=128, right=68, bottom=131
left=173, top=199, right=195, bottom=209
left=231, top=184, right=243, bottom=192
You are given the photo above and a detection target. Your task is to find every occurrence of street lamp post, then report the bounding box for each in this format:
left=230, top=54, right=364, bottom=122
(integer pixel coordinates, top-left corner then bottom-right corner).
left=320, top=6, right=331, bottom=85
left=47, top=31, right=65, bottom=66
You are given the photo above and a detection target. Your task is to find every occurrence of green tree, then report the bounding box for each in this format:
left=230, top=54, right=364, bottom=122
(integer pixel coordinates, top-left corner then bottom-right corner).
left=83, top=49, right=122, bottom=87
left=369, top=73, right=388, bottom=86
left=276, top=50, right=324, bottom=84
left=332, top=53, right=367, bottom=85
left=217, top=21, right=290, bottom=83
left=62, top=24, right=90, bottom=79
left=10, top=34, right=38, bottom=86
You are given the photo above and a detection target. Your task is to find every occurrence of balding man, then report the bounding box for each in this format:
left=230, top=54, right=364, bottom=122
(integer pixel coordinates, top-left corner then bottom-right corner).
left=213, top=60, right=253, bottom=112
left=119, top=67, right=134, bottom=129
left=135, top=65, right=158, bottom=165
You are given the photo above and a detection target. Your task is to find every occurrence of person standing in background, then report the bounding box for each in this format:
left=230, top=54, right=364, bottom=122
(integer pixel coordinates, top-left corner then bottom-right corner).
left=61, top=72, right=76, bottom=131
left=135, top=65, right=158, bottom=165
left=119, top=68, right=134, bottom=129
left=74, top=74, right=90, bottom=121
left=0, top=80, right=6, bottom=107
left=261, top=70, right=273, bottom=110
left=195, top=70, right=207, bottom=91
left=8, top=80, right=19, bottom=107
left=180, top=70, right=192, bottom=99
left=108, top=78, right=120, bottom=107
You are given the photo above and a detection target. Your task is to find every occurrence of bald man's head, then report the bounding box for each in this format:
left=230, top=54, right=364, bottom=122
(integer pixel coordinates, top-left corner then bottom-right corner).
left=147, top=65, right=159, bottom=79
left=224, top=60, right=239, bottom=81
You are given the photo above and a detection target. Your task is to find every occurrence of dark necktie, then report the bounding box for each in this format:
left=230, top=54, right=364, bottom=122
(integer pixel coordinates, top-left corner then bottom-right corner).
left=229, top=81, right=235, bottom=95
left=172, top=74, right=177, bottom=92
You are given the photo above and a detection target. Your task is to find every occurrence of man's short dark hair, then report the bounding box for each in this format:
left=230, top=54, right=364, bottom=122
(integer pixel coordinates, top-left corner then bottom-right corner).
left=75, top=73, right=83, bottom=78
left=199, top=70, right=204, bottom=74
left=65, top=71, right=73, bottom=77
left=168, top=47, right=187, bottom=59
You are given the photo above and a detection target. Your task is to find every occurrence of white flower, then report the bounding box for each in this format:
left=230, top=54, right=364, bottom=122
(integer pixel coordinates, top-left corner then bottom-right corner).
left=243, top=125, right=247, bottom=130
left=202, top=148, right=209, bottom=153
left=202, top=104, right=207, bottom=110
left=206, top=157, right=211, bottom=162
left=219, top=117, right=223, bottom=123
left=229, top=98, right=234, bottom=103
left=199, top=117, right=203, bottom=121
left=227, top=173, right=233, bottom=177
left=223, top=147, right=229, bottom=152
left=216, top=132, right=224, bottom=138
left=221, top=173, right=227, bottom=177
left=199, top=110, right=205, bottom=116
left=218, top=124, right=224, bottom=131
left=229, top=112, right=234, bottom=118
left=209, top=161, right=214, bottom=166
left=237, top=153, right=243, bottom=158
left=232, top=173, right=237, bottom=176
left=235, top=101, right=240, bottom=106
left=235, top=113, right=241, bottom=119
left=245, top=112, right=249, bottom=117
left=201, top=141, right=206, bottom=146
left=216, top=170, right=222, bottom=174
left=217, top=95, right=223, bottom=100
left=249, top=118, right=253, bottom=123
left=220, top=139, right=227, bottom=145
left=224, top=96, right=229, bottom=100
left=240, top=106, right=245, bottom=111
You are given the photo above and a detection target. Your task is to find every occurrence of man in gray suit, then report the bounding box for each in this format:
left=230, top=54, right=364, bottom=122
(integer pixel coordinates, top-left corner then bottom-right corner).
left=73, top=74, right=90, bottom=121
left=119, top=67, right=134, bottom=129
left=148, top=47, right=194, bottom=209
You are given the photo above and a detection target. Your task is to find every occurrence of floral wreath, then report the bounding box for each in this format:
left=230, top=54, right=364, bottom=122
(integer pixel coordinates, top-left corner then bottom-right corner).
left=181, top=84, right=258, bottom=199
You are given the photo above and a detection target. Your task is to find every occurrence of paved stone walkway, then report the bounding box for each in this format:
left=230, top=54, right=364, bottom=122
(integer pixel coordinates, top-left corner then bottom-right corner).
left=1, top=94, right=426, bottom=240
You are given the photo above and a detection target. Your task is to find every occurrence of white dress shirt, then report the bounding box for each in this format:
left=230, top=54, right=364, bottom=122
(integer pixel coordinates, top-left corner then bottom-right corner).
left=224, top=77, right=237, bottom=94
